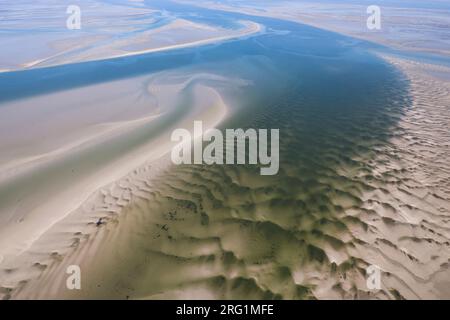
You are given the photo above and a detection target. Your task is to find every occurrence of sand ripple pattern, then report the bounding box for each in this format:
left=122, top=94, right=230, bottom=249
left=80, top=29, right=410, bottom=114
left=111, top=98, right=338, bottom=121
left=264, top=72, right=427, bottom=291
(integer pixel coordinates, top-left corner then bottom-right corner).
left=3, top=57, right=450, bottom=300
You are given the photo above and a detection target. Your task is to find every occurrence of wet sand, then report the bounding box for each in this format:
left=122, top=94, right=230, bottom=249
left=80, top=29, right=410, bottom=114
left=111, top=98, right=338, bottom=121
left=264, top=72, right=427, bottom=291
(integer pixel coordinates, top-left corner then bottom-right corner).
left=11, top=55, right=450, bottom=300
left=175, top=0, right=450, bottom=58
left=0, top=0, right=261, bottom=71
left=0, top=71, right=231, bottom=293
left=1, top=0, right=449, bottom=300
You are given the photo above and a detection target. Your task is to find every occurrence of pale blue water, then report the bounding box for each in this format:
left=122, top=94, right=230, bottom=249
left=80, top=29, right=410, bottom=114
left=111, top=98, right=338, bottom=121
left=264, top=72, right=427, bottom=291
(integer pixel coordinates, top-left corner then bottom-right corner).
left=0, top=0, right=411, bottom=196
left=0, top=0, right=398, bottom=103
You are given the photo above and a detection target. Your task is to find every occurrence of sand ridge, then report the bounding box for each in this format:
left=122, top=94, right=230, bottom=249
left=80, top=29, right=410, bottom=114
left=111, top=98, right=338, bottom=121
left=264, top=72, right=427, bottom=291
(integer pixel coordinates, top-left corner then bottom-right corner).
left=174, top=0, right=450, bottom=58
left=1, top=0, right=449, bottom=301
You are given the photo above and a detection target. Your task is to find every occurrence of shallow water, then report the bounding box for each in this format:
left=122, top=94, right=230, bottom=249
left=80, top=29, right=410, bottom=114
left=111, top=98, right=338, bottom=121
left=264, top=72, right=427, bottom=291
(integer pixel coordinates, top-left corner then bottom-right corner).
left=0, top=1, right=419, bottom=299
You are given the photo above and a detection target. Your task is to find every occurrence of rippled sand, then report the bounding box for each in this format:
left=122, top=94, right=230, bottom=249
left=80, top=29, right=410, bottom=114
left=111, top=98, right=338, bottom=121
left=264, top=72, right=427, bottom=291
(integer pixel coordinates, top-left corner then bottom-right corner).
left=2, top=53, right=448, bottom=300
left=1, top=1, right=450, bottom=301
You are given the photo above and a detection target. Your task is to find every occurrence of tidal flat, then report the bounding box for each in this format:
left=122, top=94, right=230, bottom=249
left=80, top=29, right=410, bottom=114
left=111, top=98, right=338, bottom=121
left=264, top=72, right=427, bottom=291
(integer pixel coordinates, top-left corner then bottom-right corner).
left=0, top=0, right=449, bottom=300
